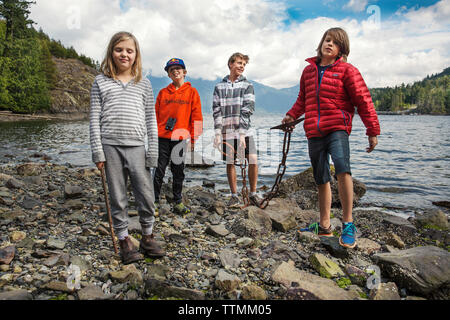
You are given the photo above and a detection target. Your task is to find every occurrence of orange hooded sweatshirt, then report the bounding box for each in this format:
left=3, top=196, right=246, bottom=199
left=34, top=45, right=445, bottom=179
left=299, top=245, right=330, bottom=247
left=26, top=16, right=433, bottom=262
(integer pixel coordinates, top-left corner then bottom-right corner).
left=155, top=82, right=203, bottom=143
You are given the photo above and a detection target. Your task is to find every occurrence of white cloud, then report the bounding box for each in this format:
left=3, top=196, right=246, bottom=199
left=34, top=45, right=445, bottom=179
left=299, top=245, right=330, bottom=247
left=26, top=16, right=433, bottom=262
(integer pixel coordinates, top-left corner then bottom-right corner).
left=30, top=0, right=450, bottom=89
left=343, top=0, right=370, bottom=13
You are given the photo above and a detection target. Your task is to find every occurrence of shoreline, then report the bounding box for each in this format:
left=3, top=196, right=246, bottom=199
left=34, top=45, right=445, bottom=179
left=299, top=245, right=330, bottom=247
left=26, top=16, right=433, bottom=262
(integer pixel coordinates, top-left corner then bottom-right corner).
left=0, top=111, right=88, bottom=122
left=0, top=162, right=448, bottom=301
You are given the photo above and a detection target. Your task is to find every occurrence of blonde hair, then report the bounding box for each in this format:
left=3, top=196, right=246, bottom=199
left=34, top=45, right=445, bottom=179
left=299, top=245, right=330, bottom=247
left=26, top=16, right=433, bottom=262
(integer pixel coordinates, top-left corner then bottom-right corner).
left=101, top=31, right=143, bottom=83
left=228, top=52, right=249, bottom=69
left=316, top=27, right=350, bottom=63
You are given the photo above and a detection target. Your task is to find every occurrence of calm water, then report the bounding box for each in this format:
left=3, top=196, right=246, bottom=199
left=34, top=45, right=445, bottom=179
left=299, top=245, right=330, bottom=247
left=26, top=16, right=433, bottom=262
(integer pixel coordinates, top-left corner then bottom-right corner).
left=1, top=114, right=449, bottom=217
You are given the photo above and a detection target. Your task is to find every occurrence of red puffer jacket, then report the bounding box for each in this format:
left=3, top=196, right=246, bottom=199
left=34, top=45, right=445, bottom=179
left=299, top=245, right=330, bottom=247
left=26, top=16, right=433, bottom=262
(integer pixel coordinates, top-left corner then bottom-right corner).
left=287, top=57, right=380, bottom=139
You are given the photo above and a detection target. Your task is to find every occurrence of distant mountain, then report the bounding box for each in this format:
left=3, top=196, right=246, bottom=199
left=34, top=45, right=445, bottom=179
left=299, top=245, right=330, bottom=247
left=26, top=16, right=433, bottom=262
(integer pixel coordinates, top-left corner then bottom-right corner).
left=148, top=75, right=299, bottom=115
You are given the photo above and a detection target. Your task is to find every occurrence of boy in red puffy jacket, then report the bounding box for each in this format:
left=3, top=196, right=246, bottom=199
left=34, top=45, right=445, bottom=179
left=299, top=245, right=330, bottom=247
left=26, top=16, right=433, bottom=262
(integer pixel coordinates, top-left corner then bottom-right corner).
left=282, top=27, right=380, bottom=248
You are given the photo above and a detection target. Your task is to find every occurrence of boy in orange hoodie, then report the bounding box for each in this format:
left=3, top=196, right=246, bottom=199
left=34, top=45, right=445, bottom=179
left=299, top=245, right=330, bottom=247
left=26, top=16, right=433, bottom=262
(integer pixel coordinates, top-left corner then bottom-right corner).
left=154, top=58, right=203, bottom=215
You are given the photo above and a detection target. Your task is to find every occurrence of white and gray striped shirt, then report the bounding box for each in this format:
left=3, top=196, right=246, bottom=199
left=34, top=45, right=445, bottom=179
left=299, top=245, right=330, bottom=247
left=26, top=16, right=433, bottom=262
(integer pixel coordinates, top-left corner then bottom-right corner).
left=212, top=75, right=255, bottom=140
left=89, top=74, right=158, bottom=168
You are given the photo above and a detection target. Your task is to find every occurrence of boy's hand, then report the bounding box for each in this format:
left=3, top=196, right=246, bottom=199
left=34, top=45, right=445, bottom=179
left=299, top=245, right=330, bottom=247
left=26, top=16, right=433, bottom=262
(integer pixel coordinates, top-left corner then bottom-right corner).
left=282, top=115, right=296, bottom=132
left=366, top=136, right=378, bottom=153
left=96, top=162, right=105, bottom=170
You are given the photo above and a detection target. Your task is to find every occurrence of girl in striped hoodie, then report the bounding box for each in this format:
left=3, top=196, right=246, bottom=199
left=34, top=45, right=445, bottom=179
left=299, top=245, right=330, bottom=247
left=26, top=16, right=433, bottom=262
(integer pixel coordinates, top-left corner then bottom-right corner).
left=89, top=31, right=165, bottom=264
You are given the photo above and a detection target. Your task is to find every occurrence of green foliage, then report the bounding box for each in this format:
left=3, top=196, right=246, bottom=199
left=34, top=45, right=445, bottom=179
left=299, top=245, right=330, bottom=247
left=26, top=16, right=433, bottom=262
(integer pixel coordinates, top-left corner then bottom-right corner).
left=371, top=69, right=450, bottom=115
left=336, top=277, right=352, bottom=289
left=0, top=7, right=98, bottom=114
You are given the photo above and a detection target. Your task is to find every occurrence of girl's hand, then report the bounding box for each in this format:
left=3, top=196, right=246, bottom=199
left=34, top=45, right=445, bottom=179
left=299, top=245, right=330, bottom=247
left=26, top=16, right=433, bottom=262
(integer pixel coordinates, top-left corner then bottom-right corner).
left=366, top=136, right=378, bottom=153
left=96, top=162, right=105, bottom=170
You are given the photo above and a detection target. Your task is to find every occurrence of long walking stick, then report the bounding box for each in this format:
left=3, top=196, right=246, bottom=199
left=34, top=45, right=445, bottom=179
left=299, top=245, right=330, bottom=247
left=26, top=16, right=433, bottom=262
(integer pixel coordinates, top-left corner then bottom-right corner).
left=100, top=166, right=119, bottom=254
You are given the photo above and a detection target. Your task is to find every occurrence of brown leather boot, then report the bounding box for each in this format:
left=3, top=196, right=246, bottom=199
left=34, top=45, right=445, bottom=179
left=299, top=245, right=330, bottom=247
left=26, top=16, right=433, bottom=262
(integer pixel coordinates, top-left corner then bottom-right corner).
left=140, top=234, right=165, bottom=258
left=119, top=236, right=143, bottom=264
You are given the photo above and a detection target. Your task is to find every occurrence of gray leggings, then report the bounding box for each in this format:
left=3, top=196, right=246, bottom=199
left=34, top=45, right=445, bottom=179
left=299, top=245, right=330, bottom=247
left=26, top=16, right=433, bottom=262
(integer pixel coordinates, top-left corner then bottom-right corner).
left=103, top=145, right=156, bottom=238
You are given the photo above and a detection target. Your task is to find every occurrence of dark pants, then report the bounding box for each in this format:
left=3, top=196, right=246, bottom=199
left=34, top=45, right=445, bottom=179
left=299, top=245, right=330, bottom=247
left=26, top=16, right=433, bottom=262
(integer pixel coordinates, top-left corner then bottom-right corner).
left=153, top=138, right=187, bottom=204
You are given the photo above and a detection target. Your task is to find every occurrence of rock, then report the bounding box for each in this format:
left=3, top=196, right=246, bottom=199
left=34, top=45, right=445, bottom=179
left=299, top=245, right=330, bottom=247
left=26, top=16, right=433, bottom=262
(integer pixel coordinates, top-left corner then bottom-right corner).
left=42, top=281, right=74, bottom=293
left=386, top=232, right=405, bottom=249
left=146, top=264, right=171, bottom=281
left=0, top=246, right=15, bottom=265
left=244, top=206, right=273, bottom=232
left=128, top=216, right=141, bottom=233
left=43, top=253, right=70, bottom=267
left=236, top=237, right=254, bottom=248
left=271, top=260, right=354, bottom=300
left=414, top=209, right=449, bottom=230
left=64, top=199, right=84, bottom=210
left=241, top=284, right=267, bottom=300
left=109, top=264, right=143, bottom=286
left=64, top=184, right=83, bottom=199
left=373, top=246, right=450, bottom=299
left=369, top=282, right=401, bottom=300
left=69, top=256, right=91, bottom=273
left=0, top=289, right=33, bottom=300
left=10, top=231, right=26, bottom=243
left=218, top=249, right=241, bottom=268
left=46, top=238, right=66, bottom=250
left=215, top=269, right=241, bottom=292
left=6, top=177, right=24, bottom=189
left=298, top=231, right=321, bottom=244
left=20, top=196, right=42, bottom=209
left=320, top=236, right=350, bottom=259
left=344, top=265, right=369, bottom=287
left=309, top=253, right=345, bottom=279
left=356, top=238, right=382, bottom=255
left=145, top=278, right=205, bottom=300
left=263, top=198, right=299, bottom=232
left=205, top=224, right=230, bottom=238
left=16, top=163, right=42, bottom=176
left=432, top=201, right=450, bottom=209
left=382, top=216, right=416, bottom=232
left=78, top=285, right=111, bottom=300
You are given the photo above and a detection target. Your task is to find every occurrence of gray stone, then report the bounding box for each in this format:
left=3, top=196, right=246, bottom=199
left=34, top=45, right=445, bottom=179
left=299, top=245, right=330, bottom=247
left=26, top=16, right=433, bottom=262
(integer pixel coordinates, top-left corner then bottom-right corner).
left=0, top=289, right=33, bottom=300
left=215, top=269, right=241, bottom=292
left=16, top=163, right=42, bottom=176
left=20, top=195, right=42, bottom=209
left=369, top=282, right=401, bottom=300
left=356, top=238, right=382, bottom=255
left=46, top=238, right=66, bottom=250
left=205, top=224, right=230, bottom=238
left=386, top=232, right=405, bottom=249
left=145, top=278, right=205, bottom=300
left=320, top=236, right=350, bottom=259
left=42, top=281, right=74, bottom=293
left=0, top=245, right=15, bottom=265
left=414, top=209, right=449, bottom=230
left=78, top=285, right=111, bottom=300
left=109, top=264, right=143, bottom=286
left=64, top=184, right=83, bottom=199
left=6, top=178, right=24, bottom=189
left=64, top=199, right=84, bottom=210
left=241, top=284, right=267, bottom=300
left=373, top=246, right=450, bottom=299
left=298, top=231, right=321, bottom=244
left=344, top=265, right=369, bottom=287
left=271, top=260, right=354, bottom=300
left=382, top=216, right=416, bottom=232
left=263, top=198, right=299, bottom=232
left=218, top=249, right=241, bottom=268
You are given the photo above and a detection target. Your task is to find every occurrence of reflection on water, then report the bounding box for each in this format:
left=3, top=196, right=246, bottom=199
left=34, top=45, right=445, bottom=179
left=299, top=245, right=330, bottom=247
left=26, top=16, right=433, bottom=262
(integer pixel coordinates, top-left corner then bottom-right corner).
left=1, top=115, right=449, bottom=214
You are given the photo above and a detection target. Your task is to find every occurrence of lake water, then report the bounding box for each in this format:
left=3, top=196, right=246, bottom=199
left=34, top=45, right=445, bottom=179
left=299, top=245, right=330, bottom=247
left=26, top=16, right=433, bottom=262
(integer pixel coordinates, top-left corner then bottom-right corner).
left=0, top=114, right=449, bottom=218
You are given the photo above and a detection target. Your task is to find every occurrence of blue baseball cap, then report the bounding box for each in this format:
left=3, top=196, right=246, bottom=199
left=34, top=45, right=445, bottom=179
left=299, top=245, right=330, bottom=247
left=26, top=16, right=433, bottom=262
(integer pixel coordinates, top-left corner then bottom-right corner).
left=164, top=58, right=186, bottom=72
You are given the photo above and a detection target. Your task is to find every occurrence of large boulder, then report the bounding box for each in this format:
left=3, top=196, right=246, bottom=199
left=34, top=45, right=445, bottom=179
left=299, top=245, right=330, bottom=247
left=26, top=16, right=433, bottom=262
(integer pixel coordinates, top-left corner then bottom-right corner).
left=372, top=246, right=450, bottom=299
left=271, top=260, right=355, bottom=300
left=277, top=167, right=366, bottom=209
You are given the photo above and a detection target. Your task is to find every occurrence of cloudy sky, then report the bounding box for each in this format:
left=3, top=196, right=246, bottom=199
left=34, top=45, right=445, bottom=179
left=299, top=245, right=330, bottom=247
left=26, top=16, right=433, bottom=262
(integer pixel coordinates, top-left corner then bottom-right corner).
left=30, top=0, right=450, bottom=89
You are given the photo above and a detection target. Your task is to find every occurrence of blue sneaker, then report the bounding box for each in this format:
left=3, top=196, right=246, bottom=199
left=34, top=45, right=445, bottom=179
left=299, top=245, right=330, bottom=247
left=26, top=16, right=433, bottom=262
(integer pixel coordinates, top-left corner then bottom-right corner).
left=339, top=222, right=357, bottom=248
left=298, top=222, right=333, bottom=237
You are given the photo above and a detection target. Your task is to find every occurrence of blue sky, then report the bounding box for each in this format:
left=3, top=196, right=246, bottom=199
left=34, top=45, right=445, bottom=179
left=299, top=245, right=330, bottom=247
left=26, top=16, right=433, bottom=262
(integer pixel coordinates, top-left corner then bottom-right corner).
left=31, top=0, right=450, bottom=88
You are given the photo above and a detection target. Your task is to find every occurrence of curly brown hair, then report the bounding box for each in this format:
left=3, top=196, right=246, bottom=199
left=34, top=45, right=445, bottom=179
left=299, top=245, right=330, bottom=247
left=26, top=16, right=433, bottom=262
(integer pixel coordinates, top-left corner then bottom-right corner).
left=316, top=27, right=350, bottom=63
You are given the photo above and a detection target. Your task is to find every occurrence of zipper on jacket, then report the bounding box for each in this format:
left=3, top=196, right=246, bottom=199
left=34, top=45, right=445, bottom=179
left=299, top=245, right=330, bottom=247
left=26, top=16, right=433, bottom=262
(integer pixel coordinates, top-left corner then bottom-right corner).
left=315, top=64, right=332, bottom=136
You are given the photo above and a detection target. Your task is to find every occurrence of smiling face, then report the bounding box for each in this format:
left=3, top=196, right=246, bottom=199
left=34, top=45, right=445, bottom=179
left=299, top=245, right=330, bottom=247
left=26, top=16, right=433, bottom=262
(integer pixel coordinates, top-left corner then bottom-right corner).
left=112, top=38, right=136, bottom=74
left=229, top=57, right=247, bottom=79
left=167, top=65, right=187, bottom=82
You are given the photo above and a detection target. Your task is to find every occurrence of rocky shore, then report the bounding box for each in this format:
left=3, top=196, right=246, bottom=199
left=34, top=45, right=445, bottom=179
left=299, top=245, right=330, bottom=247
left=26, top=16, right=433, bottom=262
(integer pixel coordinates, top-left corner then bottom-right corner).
left=0, top=161, right=449, bottom=301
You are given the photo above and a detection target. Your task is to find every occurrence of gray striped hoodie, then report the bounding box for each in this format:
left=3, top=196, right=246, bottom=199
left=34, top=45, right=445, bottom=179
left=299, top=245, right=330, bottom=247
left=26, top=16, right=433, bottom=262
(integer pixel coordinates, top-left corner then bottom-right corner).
left=212, top=75, right=255, bottom=140
left=89, top=74, right=158, bottom=168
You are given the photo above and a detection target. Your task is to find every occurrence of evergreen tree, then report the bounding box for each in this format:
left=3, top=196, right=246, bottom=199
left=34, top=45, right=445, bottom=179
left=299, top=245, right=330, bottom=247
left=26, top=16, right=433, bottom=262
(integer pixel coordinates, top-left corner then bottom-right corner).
left=0, top=0, right=35, bottom=42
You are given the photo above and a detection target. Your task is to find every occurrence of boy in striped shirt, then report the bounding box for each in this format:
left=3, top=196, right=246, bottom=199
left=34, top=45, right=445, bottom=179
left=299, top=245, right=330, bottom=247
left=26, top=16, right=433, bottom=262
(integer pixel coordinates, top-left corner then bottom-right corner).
left=212, top=53, right=261, bottom=207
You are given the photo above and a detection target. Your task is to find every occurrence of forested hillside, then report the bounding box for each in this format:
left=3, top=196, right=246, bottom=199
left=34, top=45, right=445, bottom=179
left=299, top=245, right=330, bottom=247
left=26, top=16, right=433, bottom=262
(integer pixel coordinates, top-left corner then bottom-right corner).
left=370, top=68, right=450, bottom=114
left=0, top=0, right=98, bottom=114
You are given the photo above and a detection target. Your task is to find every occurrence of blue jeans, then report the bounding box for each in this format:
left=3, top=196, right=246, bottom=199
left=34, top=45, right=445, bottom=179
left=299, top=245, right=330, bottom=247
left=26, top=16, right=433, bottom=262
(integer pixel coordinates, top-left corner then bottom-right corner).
left=308, top=131, right=351, bottom=185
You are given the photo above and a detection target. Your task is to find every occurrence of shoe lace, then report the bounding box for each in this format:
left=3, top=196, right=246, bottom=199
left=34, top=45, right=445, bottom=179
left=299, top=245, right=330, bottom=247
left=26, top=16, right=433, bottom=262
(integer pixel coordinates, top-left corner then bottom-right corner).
left=342, top=223, right=356, bottom=237
left=309, top=222, right=319, bottom=234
